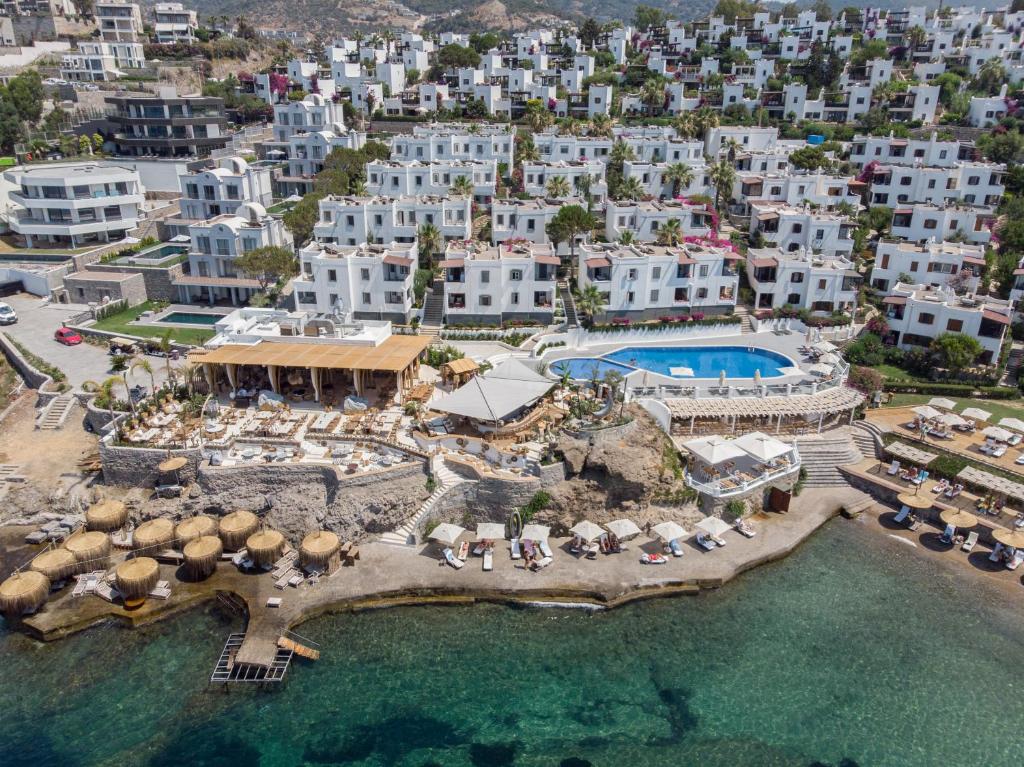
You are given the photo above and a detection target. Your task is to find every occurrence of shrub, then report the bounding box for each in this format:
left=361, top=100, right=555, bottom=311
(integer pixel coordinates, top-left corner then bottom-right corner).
left=849, top=365, right=884, bottom=393
left=882, top=381, right=1020, bottom=399
left=520, top=490, right=551, bottom=523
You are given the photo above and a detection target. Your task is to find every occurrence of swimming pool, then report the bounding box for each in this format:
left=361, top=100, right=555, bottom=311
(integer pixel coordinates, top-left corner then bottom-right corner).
left=159, top=312, right=226, bottom=326
left=550, top=345, right=794, bottom=380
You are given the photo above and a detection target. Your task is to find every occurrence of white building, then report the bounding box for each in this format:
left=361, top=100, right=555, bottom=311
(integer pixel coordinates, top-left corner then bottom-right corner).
left=867, top=162, right=1005, bottom=208
left=3, top=163, right=145, bottom=248
left=440, top=241, right=559, bottom=325
left=278, top=129, right=365, bottom=196
left=272, top=93, right=346, bottom=143
left=153, top=2, right=198, bottom=43
left=732, top=171, right=861, bottom=212
left=490, top=197, right=572, bottom=249
left=521, top=160, right=607, bottom=201
left=748, top=201, right=856, bottom=258
left=314, top=195, right=471, bottom=247
left=365, top=160, right=497, bottom=201
left=848, top=133, right=970, bottom=168
left=167, top=156, right=275, bottom=236
left=745, top=246, right=861, bottom=313
left=95, top=0, right=143, bottom=42
left=604, top=199, right=714, bottom=243
left=622, top=161, right=709, bottom=199
left=889, top=202, right=993, bottom=245
left=577, top=241, right=740, bottom=320
left=60, top=40, right=145, bottom=82
left=869, top=239, right=986, bottom=294
left=391, top=125, right=515, bottom=167
left=293, top=240, right=417, bottom=323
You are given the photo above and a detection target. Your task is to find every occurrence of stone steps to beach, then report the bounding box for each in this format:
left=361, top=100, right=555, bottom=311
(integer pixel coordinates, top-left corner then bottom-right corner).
left=37, top=394, right=76, bottom=431
left=795, top=434, right=863, bottom=488
left=379, top=458, right=469, bottom=547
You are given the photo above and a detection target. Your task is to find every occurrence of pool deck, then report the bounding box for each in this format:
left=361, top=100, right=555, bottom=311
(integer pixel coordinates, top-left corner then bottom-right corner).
left=129, top=304, right=227, bottom=330
left=15, top=487, right=866, bottom=660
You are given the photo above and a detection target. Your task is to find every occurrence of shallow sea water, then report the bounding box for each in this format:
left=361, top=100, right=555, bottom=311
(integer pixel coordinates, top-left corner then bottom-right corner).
left=2, top=518, right=1023, bottom=767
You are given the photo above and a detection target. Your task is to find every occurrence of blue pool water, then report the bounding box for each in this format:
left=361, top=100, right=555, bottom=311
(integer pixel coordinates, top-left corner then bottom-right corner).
left=551, top=345, right=792, bottom=380
left=159, top=312, right=226, bottom=326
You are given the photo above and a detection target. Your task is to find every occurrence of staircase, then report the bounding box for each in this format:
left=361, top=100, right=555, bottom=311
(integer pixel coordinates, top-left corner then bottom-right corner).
left=1002, top=342, right=1023, bottom=387
left=733, top=305, right=755, bottom=335
left=851, top=420, right=885, bottom=460
left=794, top=432, right=863, bottom=488
left=378, top=457, right=470, bottom=547
left=420, top=278, right=445, bottom=338
left=37, top=394, right=76, bottom=430
left=471, top=214, right=491, bottom=239
left=558, top=282, right=578, bottom=327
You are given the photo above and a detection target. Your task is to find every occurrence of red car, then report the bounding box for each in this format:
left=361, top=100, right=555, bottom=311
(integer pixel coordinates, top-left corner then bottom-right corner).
left=54, top=327, right=82, bottom=345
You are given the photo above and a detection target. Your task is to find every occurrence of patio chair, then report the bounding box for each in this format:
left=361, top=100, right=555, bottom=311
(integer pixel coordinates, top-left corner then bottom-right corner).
left=961, top=531, right=978, bottom=552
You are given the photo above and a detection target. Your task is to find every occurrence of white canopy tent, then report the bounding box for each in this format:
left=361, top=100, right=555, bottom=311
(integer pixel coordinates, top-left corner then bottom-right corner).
left=961, top=407, right=992, bottom=422
left=732, top=431, right=792, bottom=462
left=998, top=417, right=1024, bottom=434
left=912, top=405, right=942, bottom=420
left=927, top=397, right=957, bottom=411
left=651, top=521, right=687, bottom=543
left=430, top=359, right=554, bottom=423
left=935, top=412, right=967, bottom=428
left=684, top=435, right=747, bottom=465
left=569, top=520, right=605, bottom=543
left=982, top=426, right=1014, bottom=442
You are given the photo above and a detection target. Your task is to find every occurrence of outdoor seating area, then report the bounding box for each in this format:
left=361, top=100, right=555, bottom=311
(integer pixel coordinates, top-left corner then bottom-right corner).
left=680, top=433, right=800, bottom=498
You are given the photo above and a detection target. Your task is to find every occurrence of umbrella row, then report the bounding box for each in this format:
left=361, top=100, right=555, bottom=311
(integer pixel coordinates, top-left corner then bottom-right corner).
left=429, top=518, right=727, bottom=547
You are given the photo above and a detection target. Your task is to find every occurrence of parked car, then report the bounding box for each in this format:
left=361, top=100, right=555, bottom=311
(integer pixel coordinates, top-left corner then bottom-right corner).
left=0, top=303, right=16, bottom=325
left=54, top=327, right=83, bottom=345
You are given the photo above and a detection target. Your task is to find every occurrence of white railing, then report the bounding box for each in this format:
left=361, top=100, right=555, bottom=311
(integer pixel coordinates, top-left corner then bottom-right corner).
left=684, top=449, right=801, bottom=498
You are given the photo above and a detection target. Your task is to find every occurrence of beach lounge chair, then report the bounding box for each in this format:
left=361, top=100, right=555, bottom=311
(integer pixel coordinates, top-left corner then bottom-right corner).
left=696, top=533, right=716, bottom=551
left=510, top=537, right=521, bottom=560
left=669, top=538, right=684, bottom=557
left=992, top=445, right=1008, bottom=458
left=536, top=555, right=553, bottom=569
left=443, top=547, right=465, bottom=570
left=457, top=541, right=469, bottom=561
left=893, top=506, right=910, bottom=525
left=911, top=470, right=929, bottom=486
left=538, top=540, right=553, bottom=559
left=939, top=524, right=956, bottom=545
left=735, top=519, right=756, bottom=538
left=961, top=531, right=979, bottom=552
left=1007, top=549, right=1024, bottom=571
left=483, top=548, right=493, bottom=572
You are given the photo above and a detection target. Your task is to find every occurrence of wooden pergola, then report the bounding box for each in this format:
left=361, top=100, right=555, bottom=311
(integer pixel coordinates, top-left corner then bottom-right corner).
left=189, top=335, right=431, bottom=404
left=440, top=357, right=479, bottom=387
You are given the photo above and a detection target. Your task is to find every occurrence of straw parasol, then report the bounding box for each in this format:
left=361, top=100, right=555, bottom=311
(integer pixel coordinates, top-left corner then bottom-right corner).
left=939, top=508, right=978, bottom=529
left=992, top=529, right=1024, bottom=548
left=30, top=548, right=78, bottom=581
left=158, top=456, right=188, bottom=473
left=896, top=492, right=933, bottom=510
left=299, top=530, right=341, bottom=573
left=0, top=570, right=50, bottom=616
left=175, top=515, right=217, bottom=548
left=86, top=499, right=127, bottom=532
left=183, top=535, right=223, bottom=579
left=246, top=528, right=286, bottom=568
left=63, top=531, right=111, bottom=569
left=219, top=510, right=259, bottom=551
left=133, top=518, right=175, bottom=552
left=115, top=557, right=160, bottom=600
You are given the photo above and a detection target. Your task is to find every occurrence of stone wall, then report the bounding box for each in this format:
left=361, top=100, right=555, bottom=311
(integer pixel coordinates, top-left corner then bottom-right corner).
left=83, top=263, right=185, bottom=303
left=99, top=441, right=202, bottom=487
left=537, top=461, right=566, bottom=487
left=416, top=473, right=543, bottom=538
left=64, top=272, right=148, bottom=306
left=0, top=330, right=56, bottom=393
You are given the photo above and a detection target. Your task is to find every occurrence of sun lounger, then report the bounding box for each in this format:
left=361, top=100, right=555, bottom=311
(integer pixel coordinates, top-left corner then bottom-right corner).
left=288, top=573, right=304, bottom=586
left=483, top=548, right=493, bottom=571
left=149, top=586, right=171, bottom=599
left=939, top=524, right=956, bottom=545
left=536, top=555, right=553, bottom=569
left=472, top=543, right=485, bottom=557
left=961, top=531, right=978, bottom=552
left=696, top=533, right=716, bottom=551
left=669, top=538, right=684, bottom=557
left=910, top=470, right=929, bottom=486
left=735, top=519, right=756, bottom=538
left=443, top=547, right=465, bottom=570
left=24, top=530, right=47, bottom=544
left=457, top=541, right=469, bottom=560
left=992, top=445, right=1008, bottom=458
left=510, top=537, right=521, bottom=560
left=1007, top=549, right=1024, bottom=571
left=893, top=506, right=910, bottom=525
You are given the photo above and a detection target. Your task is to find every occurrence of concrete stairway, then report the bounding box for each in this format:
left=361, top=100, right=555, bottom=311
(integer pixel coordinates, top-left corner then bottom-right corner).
left=733, top=305, right=755, bottom=335
left=851, top=420, right=885, bottom=460
left=1002, top=342, right=1023, bottom=386
left=471, top=214, right=491, bottom=239
left=794, top=433, right=864, bottom=488
left=37, top=394, right=76, bottom=430
left=379, top=457, right=469, bottom=547
left=421, top=278, right=444, bottom=334
left=558, top=282, right=578, bottom=327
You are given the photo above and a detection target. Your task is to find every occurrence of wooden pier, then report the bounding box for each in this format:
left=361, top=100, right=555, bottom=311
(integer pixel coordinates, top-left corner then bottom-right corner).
left=209, top=632, right=293, bottom=684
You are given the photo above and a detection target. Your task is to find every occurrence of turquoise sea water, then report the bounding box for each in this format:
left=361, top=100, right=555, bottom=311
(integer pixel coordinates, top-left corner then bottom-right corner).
left=2, top=519, right=1024, bottom=767
left=550, top=345, right=792, bottom=380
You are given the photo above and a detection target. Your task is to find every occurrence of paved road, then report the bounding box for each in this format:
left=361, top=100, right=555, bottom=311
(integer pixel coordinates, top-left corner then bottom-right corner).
left=0, top=294, right=170, bottom=392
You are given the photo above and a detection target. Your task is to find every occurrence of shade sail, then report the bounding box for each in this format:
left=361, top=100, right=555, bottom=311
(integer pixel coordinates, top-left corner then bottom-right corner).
left=997, top=417, right=1024, bottom=433
left=475, top=522, right=506, bottom=541
left=520, top=523, right=550, bottom=542
left=651, top=521, right=687, bottom=542
left=960, top=408, right=992, bottom=422
left=605, top=519, right=642, bottom=541
left=982, top=426, right=1014, bottom=442
left=912, top=405, right=942, bottom=420
left=430, top=366, right=553, bottom=422
left=732, top=431, right=791, bottom=462
left=429, top=523, right=465, bottom=547
left=486, top=358, right=551, bottom=384
left=935, top=412, right=967, bottom=428
left=569, top=520, right=605, bottom=543
left=927, top=397, right=957, bottom=411
left=696, top=517, right=732, bottom=537
left=683, top=435, right=746, bottom=465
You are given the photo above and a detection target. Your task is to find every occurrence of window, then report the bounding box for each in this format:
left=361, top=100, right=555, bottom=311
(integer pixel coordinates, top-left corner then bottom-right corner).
left=652, top=266, right=661, bottom=279
left=328, top=269, right=338, bottom=282
left=510, top=269, right=522, bottom=281
left=787, top=293, right=801, bottom=304
left=697, top=287, right=708, bottom=299
left=362, top=292, right=371, bottom=304
left=481, top=271, right=490, bottom=284
left=967, top=176, right=980, bottom=186
left=480, top=295, right=492, bottom=306
left=790, top=273, right=804, bottom=283
left=650, top=289, right=659, bottom=302
left=899, top=176, right=912, bottom=186
left=923, top=219, right=937, bottom=230
left=817, top=279, right=826, bottom=290
left=910, top=261, right=919, bottom=272
left=946, top=318, right=963, bottom=332
left=360, top=268, right=370, bottom=280
left=627, top=268, right=638, bottom=280
left=792, top=223, right=803, bottom=234
left=918, top=312, right=934, bottom=325
left=627, top=290, right=635, bottom=303
left=511, top=292, right=519, bottom=305
left=699, top=264, right=709, bottom=278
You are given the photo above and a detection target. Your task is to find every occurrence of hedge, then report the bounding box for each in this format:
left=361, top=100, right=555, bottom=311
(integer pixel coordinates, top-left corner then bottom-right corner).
left=882, top=381, right=1020, bottom=400
left=590, top=315, right=742, bottom=333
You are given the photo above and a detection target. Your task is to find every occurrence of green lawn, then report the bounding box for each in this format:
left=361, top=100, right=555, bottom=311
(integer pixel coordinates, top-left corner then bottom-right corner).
left=90, top=301, right=214, bottom=346
left=875, top=364, right=928, bottom=383
left=883, top=393, right=1024, bottom=423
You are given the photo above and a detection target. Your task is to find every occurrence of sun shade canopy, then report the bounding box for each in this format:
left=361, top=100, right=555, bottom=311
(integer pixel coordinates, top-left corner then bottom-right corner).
left=431, top=359, right=553, bottom=421
left=190, top=335, right=430, bottom=373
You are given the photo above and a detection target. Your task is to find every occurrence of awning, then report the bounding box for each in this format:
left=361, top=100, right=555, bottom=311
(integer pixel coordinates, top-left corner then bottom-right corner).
left=430, top=523, right=465, bottom=547
left=605, top=519, right=641, bottom=541
left=189, top=335, right=431, bottom=373
left=750, top=257, right=778, bottom=268
left=732, top=431, right=791, bottom=462
left=882, top=295, right=907, bottom=305
left=982, top=309, right=1009, bottom=325
left=585, top=257, right=611, bottom=268
left=438, top=259, right=464, bottom=268
left=382, top=254, right=413, bottom=267
left=534, top=255, right=561, bottom=265
left=962, top=256, right=986, bottom=266
left=696, top=517, right=732, bottom=538
left=912, top=405, right=942, bottom=420
left=520, top=523, right=550, bottom=542
left=430, top=361, right=554, bottom=421
left=893, top=208, right=912, bottom=215
left=570, top=520, right=605, bottom=543
left=677, top=254, right=697, bottom=265
left=756, top=211, right=779, bottom=221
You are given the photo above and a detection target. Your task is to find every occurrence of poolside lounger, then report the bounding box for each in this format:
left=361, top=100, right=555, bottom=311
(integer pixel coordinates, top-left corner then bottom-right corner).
left=939, top=524, right=956, bottom=545
left=149, top=586, right=171, bottom=600
left=266, top=597, right=282, bottom=608
left=288, top=573, right=304, bottom=587
left=536, top=555, right=553, bottom=569
left=457, top=541, right=469, bottom=561
left=510, top=537, right=521, bottom=560
left=669, top=538, right=684, bottom=557
left=990, top=543, right=1004, bottom=562
left=443, top=547, right=465, bottom=570
left=472, top=543, right=485, bottom=557
left=910, top=470, right=929, bottom=486
left=696, top=533, right=717, bottom=551
left=886, top=460, right=900, bottom=476
left=961, top=532, right=979, bottom=552
left=1007, top=550, right=1024, bottom=571
left=483, top=548, right=493, bottom=572
left=538, top=540, right=553, bottom=559
left=893, top=506, right=910, bottom=525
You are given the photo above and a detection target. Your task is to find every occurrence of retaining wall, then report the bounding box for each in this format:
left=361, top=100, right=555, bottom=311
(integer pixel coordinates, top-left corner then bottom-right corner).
left=99, top=441, right=203, bottom=487
left=0, top=331, right=58, bottom=398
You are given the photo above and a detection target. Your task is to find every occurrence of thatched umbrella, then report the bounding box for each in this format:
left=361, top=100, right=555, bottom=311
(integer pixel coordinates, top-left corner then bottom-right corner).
left=175, top=515, right=217, bottom=548
left=86, top=499, right=127, bottom=532
left=299, top=530, right=341, bottom=573
left=63, top=531, right=111, bottom=570
left=0, top=570, right=50, bottom=616
left=30, top=548, right=78, bottom=581
left=246, top=529, right=285, bottom=568
left=133, top=518, right=175, bottom=553
left=183, top=535, right=223, bottom=580
left=219, top=510, right=259, bottom=551
left=115, top=557, right=160, bottom=602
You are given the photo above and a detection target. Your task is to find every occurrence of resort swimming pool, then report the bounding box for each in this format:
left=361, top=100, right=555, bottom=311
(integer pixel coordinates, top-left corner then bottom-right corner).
left=550, top=345, right=793, bottom=380
left=158, top=312, right=226, bottom=326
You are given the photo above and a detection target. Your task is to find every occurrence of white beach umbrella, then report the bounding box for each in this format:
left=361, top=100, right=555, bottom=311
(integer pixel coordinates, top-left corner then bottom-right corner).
left=927, top=397, right=957, bottom=411
left=982, top=426, right=1014, bottom=442
left=733, top=431, right=791, bottom=462
left=570, top=520, right=605, bottom=543
left=605, top=519, right=642, bottom=541
left=935, top=412, right=967, bottom=428
left=912, top=405, right=942, bottom=420
left=753, top=369, right=762, bottom=385
left=684, top=435, right=746, bottom=465
left=520, top=523, right=550, bottom=542
left=696, top=517, right=732, bottom=538
left=475, top=522, right=506, bottom=541
left=429, top=523, right=466, bottom=547
left=997, top=417, right=1024, bottom=434
left=651, top=521, right=687, bottom=543
left=719, top=370, right=727, bottom=388
left=961, top=407, right=992, bottom=423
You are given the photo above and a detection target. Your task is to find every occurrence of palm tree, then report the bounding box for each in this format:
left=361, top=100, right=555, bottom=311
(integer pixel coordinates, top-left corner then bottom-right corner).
left=417, top=221, right=442, bottom=265
left=575, top=283, right=606, bottom=324
left=640, top=80, right=665, bottom=115
left=609, top=139, right=636, bottom=165
left=351, top=179, right=368, bottom=195
left=709, top=159, right=736, bottom=214
left=157, top=330, right=176, bottom=391
left=656, top=218, right=684, bottom=246
left=131, top=358, right=157, bottom=400
left=664, top=162, right=694, bottom=199
left=616, top=176, right=645, bottom=201
left=673, top=111, right=695, bottom=139
left=692, top=106, right=720, bottom=136
left=720, top=137, right=741, bottom=162
left=618, top=230, right=635, bottom=245
left=589, top=113, right=613, bottom=138
left=517, top=137, right=540, bottom=163
left=84, top=376, right=126, bottom=436
left=178, top=361, right=200, bottom=397
left=906, top=25, right=927, bottom=49
left=546, top=176, right=571, bottom=198
left=451, top=175, right=474, bottom=197
left=526, top=101, right=553, bottom=134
